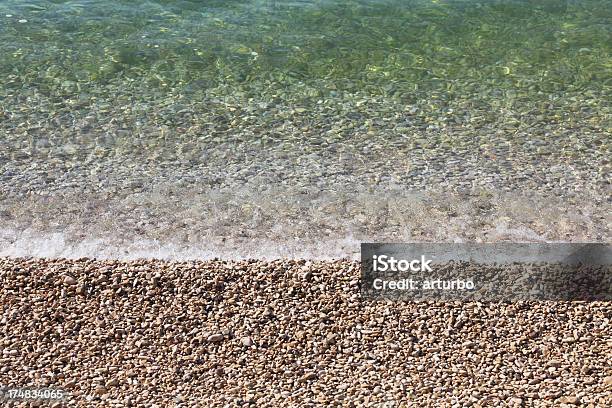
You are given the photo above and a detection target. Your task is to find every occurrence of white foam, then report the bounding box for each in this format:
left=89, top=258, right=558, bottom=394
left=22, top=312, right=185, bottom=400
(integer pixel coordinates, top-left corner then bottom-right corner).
left=1, top=188, right=607, bottom=261
left=0, top=227, right=362, bottom=261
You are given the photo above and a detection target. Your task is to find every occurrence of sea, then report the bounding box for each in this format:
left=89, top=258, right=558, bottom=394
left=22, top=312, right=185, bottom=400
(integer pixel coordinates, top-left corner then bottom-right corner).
left=0, top=1, right=609, bottom=259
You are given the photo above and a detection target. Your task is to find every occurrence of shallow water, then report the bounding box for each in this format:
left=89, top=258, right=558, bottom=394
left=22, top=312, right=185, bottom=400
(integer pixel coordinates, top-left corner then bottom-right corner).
left=1, top=0, right=609, bottom=95
left=0, top=1, right=610, bottom=259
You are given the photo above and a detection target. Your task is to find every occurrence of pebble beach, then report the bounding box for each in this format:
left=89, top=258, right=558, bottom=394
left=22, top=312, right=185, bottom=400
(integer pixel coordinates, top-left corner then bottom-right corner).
left=1, top=257, right=611, bottom=407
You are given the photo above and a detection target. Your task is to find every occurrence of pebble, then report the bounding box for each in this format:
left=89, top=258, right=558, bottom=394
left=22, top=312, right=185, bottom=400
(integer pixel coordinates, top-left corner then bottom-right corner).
left=508, top=397, right=523, bottom=406
left=207, top=334, right=224, bottom=343
left=63, top=275, right=77, bottom=285
left=559, top=396, right=579, bottom=405
left=94, top=386, right=107, bottom=395
left=300, top=372, right=317, bottom=382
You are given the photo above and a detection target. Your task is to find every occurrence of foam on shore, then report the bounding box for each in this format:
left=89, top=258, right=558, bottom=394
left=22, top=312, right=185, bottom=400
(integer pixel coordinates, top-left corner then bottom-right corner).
left=1, top=188, right=608, bottom=260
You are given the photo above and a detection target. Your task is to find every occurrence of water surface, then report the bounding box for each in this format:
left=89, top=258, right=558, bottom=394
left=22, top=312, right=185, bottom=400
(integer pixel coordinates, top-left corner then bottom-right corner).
left=0, top=0, right=609, bottom=259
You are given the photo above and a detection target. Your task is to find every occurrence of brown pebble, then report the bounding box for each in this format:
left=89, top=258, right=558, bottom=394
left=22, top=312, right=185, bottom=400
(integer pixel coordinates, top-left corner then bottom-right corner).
left=208, top=334, right=224, bottom=343
left=300, top=372, right=317, bottom=382
left=63, top=275, right=76, bottom=285
left=95, top=386, right=107, bottom=395
left=559, top=396, right=579, bottom=405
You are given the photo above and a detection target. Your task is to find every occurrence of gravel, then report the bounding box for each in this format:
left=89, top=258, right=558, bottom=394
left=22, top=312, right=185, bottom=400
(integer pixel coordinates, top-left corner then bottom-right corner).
left=1, top=257, right=610, bottom=407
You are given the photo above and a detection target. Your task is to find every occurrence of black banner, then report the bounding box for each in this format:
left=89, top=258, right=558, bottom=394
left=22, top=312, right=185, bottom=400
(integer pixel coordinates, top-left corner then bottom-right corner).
left=361, top=243, right=611, bottom=301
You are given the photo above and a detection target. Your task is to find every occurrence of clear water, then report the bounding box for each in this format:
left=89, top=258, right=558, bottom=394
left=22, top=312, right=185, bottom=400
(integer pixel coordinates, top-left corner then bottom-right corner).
left=0, top=1, right=610, bottom=259
left=1, top=1, right=609, bottom=94
left=0, top=0, right=609, bottom=120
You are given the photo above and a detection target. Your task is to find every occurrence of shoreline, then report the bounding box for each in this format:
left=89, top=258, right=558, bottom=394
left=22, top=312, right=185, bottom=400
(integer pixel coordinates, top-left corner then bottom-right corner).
left=2, top=188, right=609, bottom=261
left=1, top=257, right=610, bottom=406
